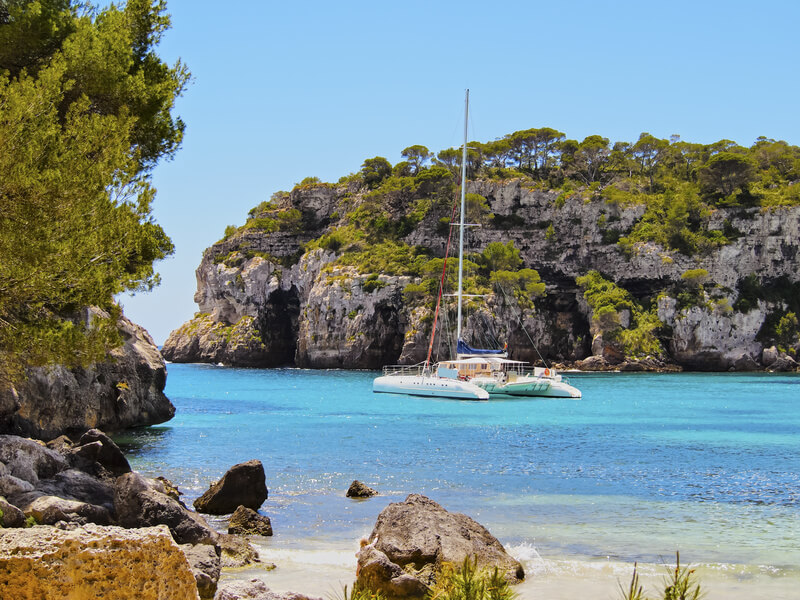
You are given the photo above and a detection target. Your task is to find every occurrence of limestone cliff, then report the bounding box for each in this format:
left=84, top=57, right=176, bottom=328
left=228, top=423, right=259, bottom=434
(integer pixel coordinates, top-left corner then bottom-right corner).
left=163, top=180, right=800, bottom=371
left=0, top=310, right=175, bottom=439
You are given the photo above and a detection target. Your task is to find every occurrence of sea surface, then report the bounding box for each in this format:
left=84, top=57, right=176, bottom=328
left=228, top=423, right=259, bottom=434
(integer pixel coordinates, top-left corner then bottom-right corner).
left=116, top=365, right=800, bottom=600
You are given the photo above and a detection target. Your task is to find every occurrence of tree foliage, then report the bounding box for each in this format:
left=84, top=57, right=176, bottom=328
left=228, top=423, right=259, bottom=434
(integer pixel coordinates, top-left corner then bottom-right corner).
left=577, top=271, right=665, bottom=358
left=0, top=0, right=188, bottom=383
left=360, top=156, right=392, bottom=188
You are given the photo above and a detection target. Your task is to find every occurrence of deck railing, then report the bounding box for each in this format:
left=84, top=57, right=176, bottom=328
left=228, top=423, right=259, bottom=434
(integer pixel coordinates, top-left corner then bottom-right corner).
left=381, top=363, right=430, bottom=377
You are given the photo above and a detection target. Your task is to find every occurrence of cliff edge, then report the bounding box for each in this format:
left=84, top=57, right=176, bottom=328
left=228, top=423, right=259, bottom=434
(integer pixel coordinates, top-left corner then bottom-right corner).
left=1, top=310, right=174, bottom=439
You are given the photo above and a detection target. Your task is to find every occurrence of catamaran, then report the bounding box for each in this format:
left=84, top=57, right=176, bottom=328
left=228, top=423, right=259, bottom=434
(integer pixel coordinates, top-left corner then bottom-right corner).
left=373, top=90, right=581, bottom=400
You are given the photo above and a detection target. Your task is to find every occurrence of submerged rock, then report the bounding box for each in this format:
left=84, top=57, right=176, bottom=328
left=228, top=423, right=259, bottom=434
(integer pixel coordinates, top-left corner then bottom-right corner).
left=194, top=460, right=268, bottom=515
left=356, top=494, right=524, bottom=598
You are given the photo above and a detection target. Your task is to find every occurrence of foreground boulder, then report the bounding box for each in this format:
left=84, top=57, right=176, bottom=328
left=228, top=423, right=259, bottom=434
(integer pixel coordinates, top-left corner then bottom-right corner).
left=228, top=505, right=273, bottom=536
left=346, top=480, right=378, bottom=498
left=356, top=494, right=524, bottom=598
left=194, top=460, right=267, bottom=515
left=114, top=471, right=218, bottom=545
left=0, top=523, right=199, bottom=600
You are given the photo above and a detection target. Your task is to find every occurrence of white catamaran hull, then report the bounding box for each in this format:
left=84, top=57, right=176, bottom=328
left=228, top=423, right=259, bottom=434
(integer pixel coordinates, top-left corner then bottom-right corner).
left=373, top=375, right=489, bottom=400
left=473, top=377, right=581, bottom=398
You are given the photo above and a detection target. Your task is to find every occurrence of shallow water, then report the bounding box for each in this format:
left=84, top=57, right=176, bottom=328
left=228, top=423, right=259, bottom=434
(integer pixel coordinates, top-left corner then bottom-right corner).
left=117, top=365, right=800, bottom=599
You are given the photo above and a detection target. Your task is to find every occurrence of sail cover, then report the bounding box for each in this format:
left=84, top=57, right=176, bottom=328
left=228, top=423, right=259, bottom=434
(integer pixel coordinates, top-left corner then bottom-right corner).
left=457, top=339, right=505, bottom=355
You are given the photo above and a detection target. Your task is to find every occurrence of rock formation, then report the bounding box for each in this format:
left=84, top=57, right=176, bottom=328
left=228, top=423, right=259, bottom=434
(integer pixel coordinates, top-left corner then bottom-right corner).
left=0, top=523, right=200, bottom=600
left=355, top=494, right=524, bottom=598
left=114, top=471, right=218, bottom=545
left=228, top=505, right=273, bottom=536
left=193, top=459, right=268, bottom=515
left=163, top=180, right=800, bottom=372
left=346, top=480, right=378, bottom=498
left=0, top=311, right=175, bottom=439
left=0, top=431, right=230, bottom=597
left=217, top=533, right=266, bottom=568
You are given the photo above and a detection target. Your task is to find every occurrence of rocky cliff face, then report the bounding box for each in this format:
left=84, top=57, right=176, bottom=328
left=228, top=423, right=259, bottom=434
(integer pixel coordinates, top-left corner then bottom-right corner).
left=163, top=180, right=800, bottom=371
left=0, top=310, right=175, bottom=439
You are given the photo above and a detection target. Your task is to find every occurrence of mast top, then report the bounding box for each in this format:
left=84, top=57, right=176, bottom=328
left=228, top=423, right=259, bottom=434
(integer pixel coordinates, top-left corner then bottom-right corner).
left=456, top=89, right=469, bottom=343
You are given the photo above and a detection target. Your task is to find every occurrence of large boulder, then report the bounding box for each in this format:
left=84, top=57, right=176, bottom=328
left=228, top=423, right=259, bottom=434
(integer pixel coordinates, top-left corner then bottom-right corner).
left=768, top=353, right=798, bottom=372
left=74, top=429, right=131, bottom=476
left=228, top=505, right=273, bottom=536
left=30, top=468, right=116, bottom=513
left=22, top=494, right=111, bottom=526
left=114, top=471, right=217, bottom=545
left=356, top=494, right=524, bottom=598
left=0, top=523, right=199, bottom=600
left=0, top=435, right=69, bottom=484
left=193, top=460, right=267, bottom=515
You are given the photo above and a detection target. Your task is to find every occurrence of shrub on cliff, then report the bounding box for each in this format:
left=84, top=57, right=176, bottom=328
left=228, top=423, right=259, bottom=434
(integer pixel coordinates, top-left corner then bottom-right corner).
left=0, top=0, right=188, bottom=384
left=577, top=271, right=666, bottom=359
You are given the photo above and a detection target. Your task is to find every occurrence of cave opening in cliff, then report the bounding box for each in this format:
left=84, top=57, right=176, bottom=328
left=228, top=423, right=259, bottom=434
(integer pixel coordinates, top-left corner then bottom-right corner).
left=257, top=287, right=301, bottom=366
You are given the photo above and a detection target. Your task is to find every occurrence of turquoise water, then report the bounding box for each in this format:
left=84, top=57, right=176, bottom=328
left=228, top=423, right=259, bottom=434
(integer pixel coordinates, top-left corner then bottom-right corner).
left=117, top=366, right=800, bottom=594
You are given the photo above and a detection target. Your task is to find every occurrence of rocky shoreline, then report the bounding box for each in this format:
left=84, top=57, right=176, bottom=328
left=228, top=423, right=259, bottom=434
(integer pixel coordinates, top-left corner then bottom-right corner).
left=0, top=427, right=522, bottom=599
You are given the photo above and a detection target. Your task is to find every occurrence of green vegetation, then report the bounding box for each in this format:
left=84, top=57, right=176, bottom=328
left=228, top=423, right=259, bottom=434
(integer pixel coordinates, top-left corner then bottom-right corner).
left=333, top=583, right=386, bottom=600
left=732, top=275, right=800, bottom=350
left=362, top=274, right=386, bottom=293
left=617, top=184, right=728, bottom=256
left=577, top=271, right=665, bottom=358
left=619, top=553, right=703, bottom=600
left=0, top=0, right=188, bottom=383
left=427, top=556, right=516, bottom=600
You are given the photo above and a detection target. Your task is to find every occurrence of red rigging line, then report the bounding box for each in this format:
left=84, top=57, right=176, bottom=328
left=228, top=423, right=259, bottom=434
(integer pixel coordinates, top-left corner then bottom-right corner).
left=425, top=195, right=460, bottom=367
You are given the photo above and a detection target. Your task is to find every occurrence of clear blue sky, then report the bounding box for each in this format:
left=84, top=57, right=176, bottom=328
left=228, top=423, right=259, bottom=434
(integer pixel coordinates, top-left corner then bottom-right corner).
left=118, top=0, right=800, bottom=344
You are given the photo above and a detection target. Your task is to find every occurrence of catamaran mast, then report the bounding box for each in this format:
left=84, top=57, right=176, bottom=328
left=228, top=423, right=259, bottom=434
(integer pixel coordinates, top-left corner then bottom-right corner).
left=456, top=89, right=469, bottom=344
